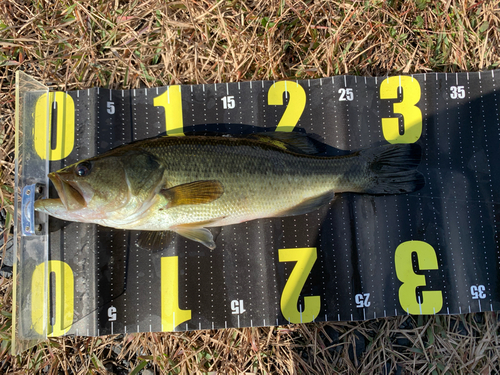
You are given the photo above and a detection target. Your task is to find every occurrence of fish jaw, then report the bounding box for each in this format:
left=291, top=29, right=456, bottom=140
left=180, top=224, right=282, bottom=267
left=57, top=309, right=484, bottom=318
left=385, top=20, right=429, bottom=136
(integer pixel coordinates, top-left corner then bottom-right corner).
left=34, top=196, right=111, bottom=223
left=48, top=171, right=88, bottom=211
left=34, top=198, right=71, bottom=219
left=33, top=170, right=97, bottom=222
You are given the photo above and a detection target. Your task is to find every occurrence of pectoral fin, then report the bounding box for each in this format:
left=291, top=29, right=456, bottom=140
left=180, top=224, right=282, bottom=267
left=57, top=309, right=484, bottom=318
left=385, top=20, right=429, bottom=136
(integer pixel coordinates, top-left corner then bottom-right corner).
left=276, top=192, right=335, bottom=217
left=137, top=231, right=175, bottom=252
left=160, top=180, right=224, bottom=209
left=173, top=224, right=216, bottom=249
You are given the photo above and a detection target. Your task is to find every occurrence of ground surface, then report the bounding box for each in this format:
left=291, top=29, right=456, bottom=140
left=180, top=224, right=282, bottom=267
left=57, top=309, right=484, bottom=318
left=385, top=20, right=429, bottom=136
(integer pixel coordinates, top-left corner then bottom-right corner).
left=1, top=0, right=500, bottom=373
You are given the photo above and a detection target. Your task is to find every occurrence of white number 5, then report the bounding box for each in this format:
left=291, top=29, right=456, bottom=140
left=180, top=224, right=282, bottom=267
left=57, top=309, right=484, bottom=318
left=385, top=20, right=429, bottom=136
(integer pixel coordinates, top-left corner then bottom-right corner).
left=107, top=101, right=115, bottom=114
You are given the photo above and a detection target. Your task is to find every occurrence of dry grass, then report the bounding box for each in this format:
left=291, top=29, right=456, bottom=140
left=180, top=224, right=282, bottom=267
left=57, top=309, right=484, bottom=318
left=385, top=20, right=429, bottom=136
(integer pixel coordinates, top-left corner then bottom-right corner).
left=1, top=0, right=500, bottom=373
left=1, top=315, right=499, bottom=374
left=1, top=0, right=499, bottom=88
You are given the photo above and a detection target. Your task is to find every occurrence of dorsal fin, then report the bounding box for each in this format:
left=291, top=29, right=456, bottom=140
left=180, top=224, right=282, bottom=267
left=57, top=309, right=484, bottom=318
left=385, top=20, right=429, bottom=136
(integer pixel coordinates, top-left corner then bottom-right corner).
left=245, top=132, right=320, bottom=154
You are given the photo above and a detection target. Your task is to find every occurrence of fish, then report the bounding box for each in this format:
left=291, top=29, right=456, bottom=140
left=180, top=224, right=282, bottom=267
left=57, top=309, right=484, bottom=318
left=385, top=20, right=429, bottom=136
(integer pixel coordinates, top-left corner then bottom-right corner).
left=34, top=132, right=424, bottom=250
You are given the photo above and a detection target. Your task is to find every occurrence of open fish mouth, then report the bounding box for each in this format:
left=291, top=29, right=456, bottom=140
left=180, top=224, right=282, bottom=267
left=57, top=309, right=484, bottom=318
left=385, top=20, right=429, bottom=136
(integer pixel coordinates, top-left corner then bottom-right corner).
left=48, top=172, right=87, bottom=211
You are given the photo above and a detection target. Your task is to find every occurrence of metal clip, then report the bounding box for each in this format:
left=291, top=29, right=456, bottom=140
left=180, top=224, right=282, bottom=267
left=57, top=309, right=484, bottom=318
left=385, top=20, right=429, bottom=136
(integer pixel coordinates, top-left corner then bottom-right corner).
left=21, top=183, right=45, bottom=236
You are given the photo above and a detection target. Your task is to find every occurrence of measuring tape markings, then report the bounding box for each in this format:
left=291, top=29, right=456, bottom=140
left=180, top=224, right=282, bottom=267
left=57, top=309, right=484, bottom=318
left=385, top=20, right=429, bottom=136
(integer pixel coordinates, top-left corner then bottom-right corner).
left=462, top=73, right=484, bottom=313
left=484, top=71, right=500, bottom=312
left=27, top=73, right=500, bottom=335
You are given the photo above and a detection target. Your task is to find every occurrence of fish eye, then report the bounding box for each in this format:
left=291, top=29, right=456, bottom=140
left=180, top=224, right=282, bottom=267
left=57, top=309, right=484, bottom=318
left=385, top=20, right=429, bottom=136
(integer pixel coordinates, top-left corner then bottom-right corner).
left=75, top=161, right=92, bottom=177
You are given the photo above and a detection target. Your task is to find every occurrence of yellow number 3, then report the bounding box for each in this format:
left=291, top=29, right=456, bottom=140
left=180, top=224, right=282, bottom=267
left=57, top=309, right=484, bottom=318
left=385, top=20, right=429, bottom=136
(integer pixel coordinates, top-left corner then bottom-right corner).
left=395, top=241, right=443, bottom=314
left=380, top=76, right=422, bottom=144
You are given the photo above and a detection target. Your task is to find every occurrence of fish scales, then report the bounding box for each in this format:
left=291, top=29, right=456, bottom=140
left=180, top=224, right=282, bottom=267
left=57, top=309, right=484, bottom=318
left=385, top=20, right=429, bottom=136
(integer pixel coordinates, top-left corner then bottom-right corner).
left=134, top=137, right=360, bottom=229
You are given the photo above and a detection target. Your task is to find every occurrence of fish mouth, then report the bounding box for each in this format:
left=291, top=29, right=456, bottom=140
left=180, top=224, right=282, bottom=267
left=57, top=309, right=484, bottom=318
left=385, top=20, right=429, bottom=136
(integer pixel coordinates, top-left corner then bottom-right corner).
left=48, top=172, right=87, bottom=211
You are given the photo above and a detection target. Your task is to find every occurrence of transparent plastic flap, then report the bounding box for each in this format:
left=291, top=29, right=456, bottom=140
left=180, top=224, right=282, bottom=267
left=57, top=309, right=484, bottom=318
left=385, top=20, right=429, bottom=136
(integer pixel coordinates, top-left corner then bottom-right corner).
left=13, top=71, right=51, bottom=354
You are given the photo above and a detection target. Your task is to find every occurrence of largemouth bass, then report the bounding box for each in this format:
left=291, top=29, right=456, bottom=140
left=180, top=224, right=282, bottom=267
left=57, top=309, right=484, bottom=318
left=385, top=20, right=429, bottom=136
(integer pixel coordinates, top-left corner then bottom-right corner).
left=34, top=132, right=424, bottom=249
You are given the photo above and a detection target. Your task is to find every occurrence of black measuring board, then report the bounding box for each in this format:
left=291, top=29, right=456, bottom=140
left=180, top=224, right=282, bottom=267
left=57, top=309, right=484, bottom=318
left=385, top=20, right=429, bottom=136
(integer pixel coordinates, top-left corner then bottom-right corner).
left=15, top=70, right=500, bottom=340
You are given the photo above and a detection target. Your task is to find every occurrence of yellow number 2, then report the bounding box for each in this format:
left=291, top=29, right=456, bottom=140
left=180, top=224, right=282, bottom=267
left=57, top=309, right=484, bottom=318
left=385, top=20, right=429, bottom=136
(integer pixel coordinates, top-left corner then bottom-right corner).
left=268, top=81, right=306, bottom=132
left=395, top=241, right=443, bottom=314
left=31, top=260, right=74, bottom=336
left=380, top=76, right=422, bottom=143
left=279, top=247, right=320, bottom=323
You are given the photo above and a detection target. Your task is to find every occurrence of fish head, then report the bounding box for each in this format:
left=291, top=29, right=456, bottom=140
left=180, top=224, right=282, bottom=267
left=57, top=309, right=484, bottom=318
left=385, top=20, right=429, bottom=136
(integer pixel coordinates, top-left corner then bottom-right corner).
left=35, top=153, right=141, bottom=222
left=60, top=155, right=130, bottom=207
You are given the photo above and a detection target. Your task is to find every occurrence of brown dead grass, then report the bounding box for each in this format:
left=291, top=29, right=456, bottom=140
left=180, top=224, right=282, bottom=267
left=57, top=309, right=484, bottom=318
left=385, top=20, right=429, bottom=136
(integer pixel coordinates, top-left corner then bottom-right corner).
left=1, top=0, right=500, bottom=373
left=1, top=315, right=498, bottom=374
left=1, top=0, right=499, bottom=89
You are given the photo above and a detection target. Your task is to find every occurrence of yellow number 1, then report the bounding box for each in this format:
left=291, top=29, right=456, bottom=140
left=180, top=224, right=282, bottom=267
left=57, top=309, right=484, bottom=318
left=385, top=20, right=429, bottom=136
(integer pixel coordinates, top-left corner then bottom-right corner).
left=380, top=76, right=422, bottom=143
left=154, top=86, right=184, bottom=136
left=161, top=256, right=191, bottom=331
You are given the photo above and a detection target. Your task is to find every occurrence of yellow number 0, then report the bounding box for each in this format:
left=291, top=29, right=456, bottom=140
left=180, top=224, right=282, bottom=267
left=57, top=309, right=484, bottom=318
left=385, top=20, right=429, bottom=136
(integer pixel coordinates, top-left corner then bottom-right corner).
left=31, top=261, right=74, bottom=336
left=34, top=92, right=75, bottom=160
left=380, top=76, right=422, bottom=143
left=395, top=241, right=443, bottom=314
left=154, top=85, right=184, bottom=136
left=268, top=81, right=306, bottom=132
left=279, top=247, right=320, bottom=323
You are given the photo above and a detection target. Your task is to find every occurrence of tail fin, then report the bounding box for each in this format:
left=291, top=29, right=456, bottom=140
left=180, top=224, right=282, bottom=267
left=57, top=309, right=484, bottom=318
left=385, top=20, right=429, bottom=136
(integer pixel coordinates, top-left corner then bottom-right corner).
left=360, top=143, right=425, bottom=195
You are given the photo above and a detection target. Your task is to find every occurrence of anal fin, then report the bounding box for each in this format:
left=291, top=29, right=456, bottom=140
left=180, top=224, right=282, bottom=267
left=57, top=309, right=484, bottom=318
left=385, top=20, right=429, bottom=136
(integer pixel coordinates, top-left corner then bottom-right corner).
left=173, top=225, right=216, bottom=250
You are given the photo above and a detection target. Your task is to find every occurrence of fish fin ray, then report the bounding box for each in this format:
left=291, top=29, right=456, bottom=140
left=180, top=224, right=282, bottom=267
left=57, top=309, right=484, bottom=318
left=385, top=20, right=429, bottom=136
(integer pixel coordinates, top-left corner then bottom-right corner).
left=137, top=231, right=175, bottom=252
left=361, top=144, right=425, bottom=194
left=246, top=132, right=320, bottom=154
left=173, top=225, right=216, bottom=249
left=276, top=192, right=334, bottom=217
left=160, top=180, right=224, bottom=208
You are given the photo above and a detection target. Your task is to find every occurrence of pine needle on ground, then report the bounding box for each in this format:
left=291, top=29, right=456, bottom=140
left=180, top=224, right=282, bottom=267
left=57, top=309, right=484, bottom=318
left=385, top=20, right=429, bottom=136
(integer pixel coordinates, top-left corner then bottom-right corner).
left=1, top=0, right=500, bottom=373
